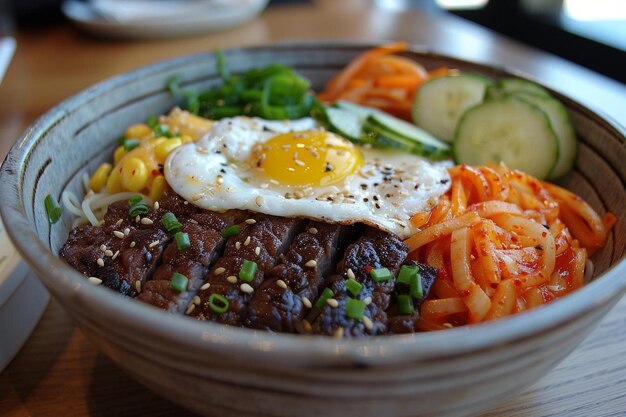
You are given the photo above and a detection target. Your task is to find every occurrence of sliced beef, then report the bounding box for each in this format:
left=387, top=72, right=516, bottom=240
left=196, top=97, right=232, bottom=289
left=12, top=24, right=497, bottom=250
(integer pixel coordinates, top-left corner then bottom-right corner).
left=191, top=215, right=303, bottom=326
left=246, top=222, right=351, bottom=332
left=136, top=211, right=237, bottom=313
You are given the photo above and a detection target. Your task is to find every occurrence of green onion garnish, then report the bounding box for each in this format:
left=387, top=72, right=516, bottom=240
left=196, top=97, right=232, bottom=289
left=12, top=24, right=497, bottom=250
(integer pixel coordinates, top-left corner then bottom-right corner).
left=123, top=138, right=141, bottom=151
left=346, top=298, right=366, bottom=320
left=161, top=212, right=182, bottom=234
left=170, top=272, right=188, bottom=292
left=153, top=124, right=171, bottom=137
left=315, top=288, right=334, bottom=309
left=409, top=273, right=423, bottom=299
left=146, top=115, right=158, bottom=128
left=117, top=134, right=127, bottom=145
left=128, top=195, right=143, bottom=207
left=239, top=259, right=257, bottom=283
left=208, top=293, right=229, bottom=314
left=129, top=202, right=149, bottom=218
left=175, top=232, right=190, bottom=250
left=397, top=265, right=418, bottom=286
left=221, top=224, right=240, bottom=238
left=44, top=194, right=62, bottom=224
left=370, top=267, right=393, bottom=282
left=346, top=278, right=362, bottom=297
left=397, top=294, right=414, bottom=315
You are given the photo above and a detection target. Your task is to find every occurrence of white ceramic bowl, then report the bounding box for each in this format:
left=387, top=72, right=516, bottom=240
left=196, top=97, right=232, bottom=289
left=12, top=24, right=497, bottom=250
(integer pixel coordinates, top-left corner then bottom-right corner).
left=1, top=42, right=624, bottom=417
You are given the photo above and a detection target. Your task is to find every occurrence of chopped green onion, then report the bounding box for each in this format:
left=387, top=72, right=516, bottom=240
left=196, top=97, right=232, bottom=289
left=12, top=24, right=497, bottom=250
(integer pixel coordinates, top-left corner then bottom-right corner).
left=146, top=115, right=158, bottom=128
left=397, top=294, right=414, bottom=315
left=44, top=194, right=62, bottom=224
left=170, top=272, right=188, bottom=292
left=409, top=273, right=424, bottom=299
left=153, top=124, right=171, bottom=137
left=346, top=278, right=362, bottom=297
left=123, top=138, right=140, bottom=151
left=397, top=265, right=418, bottom=286
left=129, top=203, right=149, bottom=218
left=128, top=195, right=143, bottom=207
left=315, top=288, right=334, bottom=309
left=175, top=232, right=190, bottom=250
left=208, top=293, right=229, bottom=314
left=117, top=134, right=127, bottom=145
left=370, top=267, right=393, bottom=282
left=161, top=212, right=182, bottom=234
left=346, top=298, right=366, bottom=320
left=221, top=224, right=240, bottom=238
left=239, top=259, right=257, bottom=283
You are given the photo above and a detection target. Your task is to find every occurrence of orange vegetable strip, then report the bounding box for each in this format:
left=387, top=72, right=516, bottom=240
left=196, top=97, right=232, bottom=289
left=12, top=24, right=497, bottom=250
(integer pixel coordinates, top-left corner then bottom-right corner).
left=404, top=212, right=481, bottom=252
left=484, top=279, right=518, bottom=321
left=421, top=298, right=467, bottom=319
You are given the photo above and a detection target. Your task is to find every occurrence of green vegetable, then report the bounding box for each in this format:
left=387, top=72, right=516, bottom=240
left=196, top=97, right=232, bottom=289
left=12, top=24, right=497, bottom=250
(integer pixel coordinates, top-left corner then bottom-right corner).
left=370, top=267, right=393, bottom=282
left=346, top=278, right=362, bottom=297
left=129, top=203, right=149, bottom=218
left=397, top=294, right=414, bottom=314
left=315, top=288, right=334, bottom=309
left=221, top=224, right=240, bottom=238
left=175, top=232, right=190, bottom=250
left=346, top=298, right=366, bottom=320
left=123, top=138, right=141, bottom=151
left=170, top=273, right=188, bottom=292
left=161, top=212, right=182, bottom=233
left=239, top=259, right=257, bottom=283
left=397, top=265, right=418, bottom=286
left=409, top=273, right=423, bottom=299
left=44, top=194, right=62, bottom=224
left=128, top=195, right=143, bottom=207
left=208, top=293, right=229, bottom=313
left=146, top=115, right=158, bottom=127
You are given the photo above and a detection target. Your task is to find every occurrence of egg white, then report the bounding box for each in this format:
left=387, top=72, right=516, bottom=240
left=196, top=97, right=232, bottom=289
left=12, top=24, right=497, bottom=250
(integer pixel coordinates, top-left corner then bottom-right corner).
left=165, top=116, right=451, bottom=239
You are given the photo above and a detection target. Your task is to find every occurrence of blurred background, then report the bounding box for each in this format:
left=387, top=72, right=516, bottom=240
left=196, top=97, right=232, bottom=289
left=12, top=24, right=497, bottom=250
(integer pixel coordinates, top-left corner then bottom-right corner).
left=1, top=0, right=624, bottom=83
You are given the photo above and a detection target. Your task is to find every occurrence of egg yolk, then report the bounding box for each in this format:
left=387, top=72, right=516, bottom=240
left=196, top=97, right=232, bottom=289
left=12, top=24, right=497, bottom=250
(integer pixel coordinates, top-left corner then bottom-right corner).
left=252, top=130, right=363, bottom=187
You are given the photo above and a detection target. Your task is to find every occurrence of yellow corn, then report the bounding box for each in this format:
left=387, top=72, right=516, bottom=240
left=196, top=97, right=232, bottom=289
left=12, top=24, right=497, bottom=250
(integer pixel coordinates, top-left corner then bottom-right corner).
left=148, top=137, right=168, bottom=148
left=106, top=166, right=124, bottom=194
left=125, top=123, right=152, bottom=139
left=120, top=157, right=148, bottom=192
left=155, top=138, right=182, bottom=163
left=89, top=163, right=113, bottom=193
left=149, top=175, right=168, bottom=201
left=113, top=146, right=126, bottom=165
left=179, top=134, right=193, bottom=144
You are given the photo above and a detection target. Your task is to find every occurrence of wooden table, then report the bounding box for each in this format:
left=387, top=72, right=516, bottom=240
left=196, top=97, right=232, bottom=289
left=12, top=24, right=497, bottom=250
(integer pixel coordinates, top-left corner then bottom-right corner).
left=1, top=1, right=625, bottom=416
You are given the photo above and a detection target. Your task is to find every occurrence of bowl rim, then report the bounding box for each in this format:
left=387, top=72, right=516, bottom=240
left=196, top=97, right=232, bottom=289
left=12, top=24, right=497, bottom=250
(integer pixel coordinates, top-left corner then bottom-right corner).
left=1, top=40, right=625, bottom=365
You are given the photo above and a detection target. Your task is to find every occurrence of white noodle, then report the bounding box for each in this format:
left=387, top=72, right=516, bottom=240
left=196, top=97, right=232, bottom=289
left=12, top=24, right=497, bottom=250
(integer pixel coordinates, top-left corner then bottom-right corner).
left=61, top=190, right=85, bottom=216
left=584, top=259, right=594, bottom=284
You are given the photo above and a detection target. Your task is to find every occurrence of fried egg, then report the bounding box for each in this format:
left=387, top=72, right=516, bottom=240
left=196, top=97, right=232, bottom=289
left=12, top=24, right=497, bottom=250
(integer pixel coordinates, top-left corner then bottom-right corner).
left=165, top=116, right=450, bottom=238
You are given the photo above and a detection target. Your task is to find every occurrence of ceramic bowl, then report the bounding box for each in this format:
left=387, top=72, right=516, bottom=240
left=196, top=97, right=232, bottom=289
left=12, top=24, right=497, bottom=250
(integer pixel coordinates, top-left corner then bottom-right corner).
left=1, top=42, right=624, bottom=417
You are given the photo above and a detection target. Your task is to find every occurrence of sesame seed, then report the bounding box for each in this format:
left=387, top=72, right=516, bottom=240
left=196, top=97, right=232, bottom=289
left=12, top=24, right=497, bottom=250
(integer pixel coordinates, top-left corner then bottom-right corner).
left=363, top=316, right=374, bottom=330
left=244, top=236, right=251, bottom=246
left=305, top=260, right=317, bottom=268
left=99, top=244, right=107, bottom=252
left=141, top=218, right=153, bottom=225
left=135, top=280, right=142, bottom=293
left=302, top=296, right=312, bottom=309
left=235, top=241, right=241, bottom=250
left=253, top=247, right=260, bottom=256
left=193, top=295, right=201, bottom=305
left=245, top=218, right=256, bottom=224
left=226, top=275, right=238, bottom=284
left=216, top=175, right=224, bottom=185
left=153, top=201, right=160, bottom=210
left=276, top=279, right=287, bottom=289
left=302, top=319, right=312, bottom=333
left=88, top=276, right=102, bottom=285
left=333, top=327, right=344, bottom=338
left=124, top=228, right=130, bottom=236
left=255, top=196, right=263, bottom=207
left=200, top=283, right=211, bottom=291
left=214, top=267, right=226, bottom=275
left=294, top=159, right=305, bottom=167
left=115, top=219, right=123, bottom=226
left=347, top=268, right=355, bottom=280
left=184, top=201, right=189, bottom=205
left=326, top=298, right=339, bottom=308
left=104, top=249, right=113, bottom=257
left=97, top=258, right=105, bottom=267
left=135, top=215, right=140, bottom=223
left=240, top=283, right=254, bottom=294
left=130, top=241, right=136, bottom=248
left=113, top=230, right=125, bottom=239
left=112, top=250, right=120, bottom=260
left=149, top=240, right=159, bottom=248
left=363, top=296, right=372, bottom=305
left=443, top=323, right=453, bottom=328
left=185, top=303, right=196, bottom=315
left=308, top=227, right=318, bottom=235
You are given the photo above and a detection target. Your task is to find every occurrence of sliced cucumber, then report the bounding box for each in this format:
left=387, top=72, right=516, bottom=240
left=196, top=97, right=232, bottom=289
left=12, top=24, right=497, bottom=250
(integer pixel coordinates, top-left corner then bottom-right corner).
left=486, top=78, right=550, bottom=101
left=335, top=100, right=385, bottom=119
left=325, top=107, right=363, bottom=142
left=511, top=92, right=577, bottom=179
left=412, top=73, right=492, bottom=143
left=453, top=98, right=559, bottom=179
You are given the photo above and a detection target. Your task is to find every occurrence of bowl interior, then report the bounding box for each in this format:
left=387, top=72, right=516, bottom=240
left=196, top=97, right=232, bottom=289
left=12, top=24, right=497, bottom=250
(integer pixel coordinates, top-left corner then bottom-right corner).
left=1, top=41, right=625, bottom=365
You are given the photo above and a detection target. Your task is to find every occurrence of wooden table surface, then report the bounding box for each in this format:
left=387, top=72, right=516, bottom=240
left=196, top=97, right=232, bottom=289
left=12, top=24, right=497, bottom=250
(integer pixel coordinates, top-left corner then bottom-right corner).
left=1, top=1, right=625, bottom=416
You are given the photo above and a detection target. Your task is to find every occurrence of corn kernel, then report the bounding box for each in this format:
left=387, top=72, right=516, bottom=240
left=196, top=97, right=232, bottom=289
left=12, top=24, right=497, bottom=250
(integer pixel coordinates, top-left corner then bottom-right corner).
left=89, top=163, right=113, bottom=192
left=179, top=134, right=193, bottom=144
left=113, top=146, right=126, bottom=165
left=155, top=138, right=182, bottom=163
left=148, top=137, right=168, bottom=148
left=106, top=166, right=124, bottom=194
left=149, top=175, right=168, bottom=201
left=125, top=124, right=152, bottom=139
left=120, top=157, right=148, bottom=192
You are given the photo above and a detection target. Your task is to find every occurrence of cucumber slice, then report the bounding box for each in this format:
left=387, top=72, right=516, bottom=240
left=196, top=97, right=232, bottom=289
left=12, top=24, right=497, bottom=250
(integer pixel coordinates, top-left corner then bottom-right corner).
left=511, top=92, right=577, bottom=179
left=368, top=112, right=451, bottom=157
left=453, top=98, right=559, bottom=179
left=486, top=78, right=550, bottom=101
left=325, top=107, right=363, bottom=142
left=412, top=73, right=491, bottom=143
left=335, top=100, right=386, bottom=119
